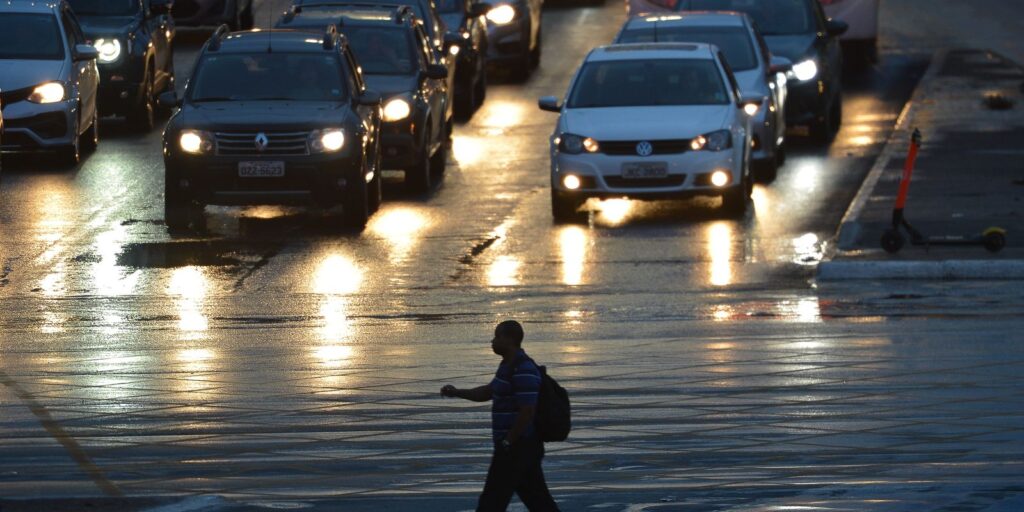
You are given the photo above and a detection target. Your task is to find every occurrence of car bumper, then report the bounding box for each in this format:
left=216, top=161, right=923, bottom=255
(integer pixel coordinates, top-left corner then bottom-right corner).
left=551, top=147, right=741, bottom=199
left=486, top=21, right=528, bottom=61
left=96, top=64, right=145, bottom=114
left=165, top=154, right=363, bottom=207
left=0, top=100, right=76, bottom=152
left=380, top=121, right=421, bottom=170
left=784, top=79, right=830, bottom=132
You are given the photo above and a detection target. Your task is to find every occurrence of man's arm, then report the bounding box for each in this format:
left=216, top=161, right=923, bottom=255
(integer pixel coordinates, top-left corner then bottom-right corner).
left=504, top=404, right=536, bottom=445
left=441, top=384, right=492, bottom=402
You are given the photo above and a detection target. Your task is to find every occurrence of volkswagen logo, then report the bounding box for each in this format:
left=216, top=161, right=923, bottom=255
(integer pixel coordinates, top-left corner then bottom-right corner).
left=254, top=132, right=269, bottom=152
left=635, top=141, right=653, bottom=157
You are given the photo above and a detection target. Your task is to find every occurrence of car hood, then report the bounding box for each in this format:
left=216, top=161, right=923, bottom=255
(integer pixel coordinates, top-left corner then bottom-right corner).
left=562, top=106, right=733, bottom=140
left=734, top=69, right=769, bottom=97
left=0, top=60, right=66, bottom=92
left=76, top=16, right=137, bottom=38
left=763, top=34, right=816, bottom=62
left=364, top=74, right=418, bottom=99
left=180, top=102, right=355, bottom=131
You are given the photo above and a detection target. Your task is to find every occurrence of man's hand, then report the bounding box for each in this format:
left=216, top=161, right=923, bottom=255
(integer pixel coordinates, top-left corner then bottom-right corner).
left=441, top=384, right=458, bottom=398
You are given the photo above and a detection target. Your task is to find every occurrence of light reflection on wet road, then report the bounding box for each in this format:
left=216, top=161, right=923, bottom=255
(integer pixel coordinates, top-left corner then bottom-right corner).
left=4, top=0, right=1023, bottom=509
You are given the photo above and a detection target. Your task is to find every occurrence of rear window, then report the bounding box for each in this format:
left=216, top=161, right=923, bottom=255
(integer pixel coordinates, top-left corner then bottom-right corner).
left=617, top=26, right=759, bottom=71
left=568, top=59, right=729, bottom=108
left=688, top=0, right=815, bottom=35
left=0, top=13, right=65, bottom=60
left=190, top=53, right=349, bottom=102
left=344, top=26, right=416, bottom=75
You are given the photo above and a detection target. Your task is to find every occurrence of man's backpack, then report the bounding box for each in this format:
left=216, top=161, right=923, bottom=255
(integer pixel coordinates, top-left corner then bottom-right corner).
left=532, top=364, right=571, bottom=442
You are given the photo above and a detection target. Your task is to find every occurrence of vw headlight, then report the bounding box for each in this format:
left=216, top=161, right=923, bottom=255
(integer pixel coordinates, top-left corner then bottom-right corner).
left=94, top=38, right=122, bottom=63
left=558, top=134, right=597, bottom=155
left=382, top=97, right=412, bottom=122
left=690, top=130, right=732, bottom=152
left=487, top=4, right=516, bottom=25
left=178, top=130, right=214, bottom=154
left=311, top=128, right=345, bottom=153
left=28, top=82, right=66, bottom=104
left=791, top=59, right=818, bottom=82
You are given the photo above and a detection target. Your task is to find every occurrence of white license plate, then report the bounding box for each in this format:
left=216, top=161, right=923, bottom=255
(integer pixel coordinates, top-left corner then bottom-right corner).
left=622, top=162, right=668, bottom=179
left=239, top=161, right=285, bottom=178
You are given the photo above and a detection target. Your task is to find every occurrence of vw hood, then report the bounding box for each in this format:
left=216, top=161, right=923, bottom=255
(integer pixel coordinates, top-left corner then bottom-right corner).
left=561, top=106, right=733, bottom=140
left=179, top=102, right=355, bottom=131
left=0, top=60, right=66, bottom=93
left=763, top=34, right=816, bottom=62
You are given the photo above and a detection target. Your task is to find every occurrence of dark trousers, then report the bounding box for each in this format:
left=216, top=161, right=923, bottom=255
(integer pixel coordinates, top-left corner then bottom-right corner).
left=476, top=437, right=559, bottom=511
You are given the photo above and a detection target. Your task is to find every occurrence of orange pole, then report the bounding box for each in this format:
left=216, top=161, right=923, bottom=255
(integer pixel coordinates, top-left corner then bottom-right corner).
left=894, top=129, right=922, bottom=210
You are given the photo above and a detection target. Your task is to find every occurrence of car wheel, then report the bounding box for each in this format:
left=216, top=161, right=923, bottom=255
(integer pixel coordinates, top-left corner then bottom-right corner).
left=156, top=62, right=176, bottom=118
left=368, top=143, right=383, bottom=213
left=343, top=168, right=370, bottom=230
left=754, top=157, right=777, bottom=184
left=165, top=178, right=202, bottom=232
left=405, top=130, right=432, bottom=194
left=454, top=73, right=476, bottom=121
left=430, top=129, right=448, bottom=176
left=809, top=98, right=835, bottom=145
left=474, top=63, right=487, bottom=107
left=58, top=115, right=82, bottom=168
left=129, top=70, right=156, bottom=131
left=830, top=95, right=843, bottom=133
left=721, top=172, right=750, bottom=216
left=551, top=190, right=586, bottom=223
left=82, top=114, right=99, bottom=153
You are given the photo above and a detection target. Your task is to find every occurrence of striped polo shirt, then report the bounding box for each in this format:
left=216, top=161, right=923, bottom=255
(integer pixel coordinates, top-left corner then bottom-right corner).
left=490, top=349, right=541, bottom=442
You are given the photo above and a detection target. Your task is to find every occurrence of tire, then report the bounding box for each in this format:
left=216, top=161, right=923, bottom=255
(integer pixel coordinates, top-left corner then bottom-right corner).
left=368, top=144, right=383, bottom=213
left=156, top=61, right=176, bottom=118
left=165, top=177, right=202, bottom=232
left=430, top=129, right=448, bottom=176
left=551, top=190, right=585, bottom=223
left=57, top=115, right=82, bottom=168
left=82, top=114, right=99, bottom=153
left=754, top=158, right=777, bottom=184
left=129, top=70, right=156, bottom=131
left=343, top=168, right=370, bottom=230
left=721, top=169, right=751, bottom=216
left=474, top=64, right=487, bottom=107
left=405, top=130, right=432, bottom=194
left=454, top=73, right=476, bottom=121
left=808, top=97, right=836, bottom=145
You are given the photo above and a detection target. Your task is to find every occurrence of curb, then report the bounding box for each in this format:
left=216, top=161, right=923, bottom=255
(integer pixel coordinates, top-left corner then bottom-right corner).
left=818, top=260, right=1024, bottom=281
left=834, top=49, right=947, bottom=251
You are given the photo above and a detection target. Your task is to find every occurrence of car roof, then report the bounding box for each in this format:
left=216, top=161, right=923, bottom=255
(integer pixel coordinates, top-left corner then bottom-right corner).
left=0, top=0, right=61, bottom=14
left=587, top=43, right=717, bottom=62
left=279, top=4, right=415, bottom=28
left=624, top=11, right=749, bottom=30
left=212, top=29, right=343, bottom=53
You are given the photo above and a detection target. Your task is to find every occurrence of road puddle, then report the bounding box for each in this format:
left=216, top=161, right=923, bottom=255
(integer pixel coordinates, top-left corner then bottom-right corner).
left=117, top=240, right=276, bottom=268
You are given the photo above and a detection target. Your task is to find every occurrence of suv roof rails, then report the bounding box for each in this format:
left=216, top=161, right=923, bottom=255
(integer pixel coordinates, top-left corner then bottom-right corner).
left=392, top=4, right=413, bottom=24
left=323, top=24, right=337, bottom=49
left=207, top=24, right=231, bottom=51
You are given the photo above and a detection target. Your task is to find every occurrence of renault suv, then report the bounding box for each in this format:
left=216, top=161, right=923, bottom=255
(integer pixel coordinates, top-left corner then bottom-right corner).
left=159, top=26, right=383, bottom=231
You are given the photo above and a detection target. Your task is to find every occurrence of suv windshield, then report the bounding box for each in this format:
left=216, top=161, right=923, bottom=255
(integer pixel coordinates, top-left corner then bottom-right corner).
left=688, top=0, right=814, bottom=35
left=569, top=59, right=729, bottom=108
left=618, top=26, right=758, bottom=71
left=0, top=14, right=65, bottom=60
left=190, top=53, right=349, bottom=102
left=67, top=0, right=140, bottom=16
left=345, top=27, right=416, bottom=75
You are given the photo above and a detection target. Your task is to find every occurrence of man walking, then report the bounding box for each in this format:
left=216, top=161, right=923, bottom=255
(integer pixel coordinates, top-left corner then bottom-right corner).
left=441, top=320, right=560, bottom=511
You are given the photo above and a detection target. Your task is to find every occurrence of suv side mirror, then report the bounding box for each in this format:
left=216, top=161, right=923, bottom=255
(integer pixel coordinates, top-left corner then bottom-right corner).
left=150, top=0, right=173, bottom=16
left=74, top=44, right=99, bottom=61
left=359, top=90, right=382, bottom=106
left=158, top=91, right=181, bottom=108
left=768, top=55, right=792, bottom=74
left=538, top=96, right=561, bottom=112
left=469, top=2, right=491, bottom=17
left=423, top=64, right=448, bottom=80
left=825, top=18, right=848, bottom=37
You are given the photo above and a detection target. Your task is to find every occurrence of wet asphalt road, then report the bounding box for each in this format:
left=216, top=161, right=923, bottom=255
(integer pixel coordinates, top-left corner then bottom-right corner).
left=5, top=0, right=1024, bottom=510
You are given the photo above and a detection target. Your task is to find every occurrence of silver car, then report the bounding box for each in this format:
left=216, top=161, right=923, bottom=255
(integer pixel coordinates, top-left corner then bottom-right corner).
left=616, top=12, right=791, bottom=182
left=0, top=0, right=100, bottom=166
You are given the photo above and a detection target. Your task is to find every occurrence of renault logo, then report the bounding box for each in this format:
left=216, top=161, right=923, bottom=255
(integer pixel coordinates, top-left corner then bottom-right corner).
left=636, top=141, right=653, bottom=157
left=254, top=132, right=269, bottom=152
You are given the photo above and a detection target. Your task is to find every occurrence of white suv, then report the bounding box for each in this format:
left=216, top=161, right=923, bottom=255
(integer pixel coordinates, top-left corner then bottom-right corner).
left=539, top=43, right=758, bottom=222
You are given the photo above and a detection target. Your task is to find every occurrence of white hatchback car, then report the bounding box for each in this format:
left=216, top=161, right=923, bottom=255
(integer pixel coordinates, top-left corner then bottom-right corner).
left=539, top=43, right=758, bottom=221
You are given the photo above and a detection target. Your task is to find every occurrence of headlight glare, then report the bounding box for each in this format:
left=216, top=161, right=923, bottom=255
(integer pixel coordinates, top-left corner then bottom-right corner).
left=179, top=130, right=213, bottom=154
left=382, top=97, right=412, bottom=122
left=94, top=38, right=122, bottom=63
left=28, top=82, right=65, bottom=104
left=791, top=59, right=818, bottom=81
left=562, top=175, right=581, bottom=190
left=582, top=137, right=599, bottom=153
left=691, top=130, right=731, bottom=151
left=487, top=4, right=516, bottom=24
left=710, top=170, right=731, bottom=187
left=312, top=129, right=345, bottom=153
left=743, top=102, right=760, bottom=116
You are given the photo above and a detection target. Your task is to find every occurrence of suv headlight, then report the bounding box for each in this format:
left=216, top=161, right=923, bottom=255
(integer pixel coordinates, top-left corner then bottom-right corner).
left=28, top=82, right=66, bottom=104
left=557, top=133, right=599, bottom=155
left=94, top=38, right=122, bottom=63
left=487, top=4, right=516, bottom=25
left=178, top=130, right=214, bottom=154
left=689, top=130, right=732, bottom=152
left=790, top=59, right=818, bottom=82
left=382, top=97, right=412, bottom=122
left=310, top=128, right=346, bottom=153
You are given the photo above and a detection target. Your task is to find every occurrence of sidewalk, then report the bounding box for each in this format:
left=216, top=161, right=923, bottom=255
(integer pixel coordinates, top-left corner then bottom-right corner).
left=820, top=48, right=1024, bottom=280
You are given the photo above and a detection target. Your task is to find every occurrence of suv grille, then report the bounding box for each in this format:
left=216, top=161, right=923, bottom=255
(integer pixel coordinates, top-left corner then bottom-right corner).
left=600, top=139, right=691, bottom=156
left=215, top=131, right=310, bottom=157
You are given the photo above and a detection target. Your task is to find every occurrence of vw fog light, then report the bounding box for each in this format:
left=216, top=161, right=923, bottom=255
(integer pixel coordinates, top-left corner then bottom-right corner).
left=487, top=4, right=515, bottom=25
left=562, top=175, right=581, bottom=190
left=710, top=170, right=731, bottom=187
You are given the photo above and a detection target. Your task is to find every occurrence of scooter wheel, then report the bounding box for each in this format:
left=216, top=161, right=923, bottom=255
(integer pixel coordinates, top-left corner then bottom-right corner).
left=881, top=229, right=904, bottom=253
left=983, top=231, right=1006, bottom=253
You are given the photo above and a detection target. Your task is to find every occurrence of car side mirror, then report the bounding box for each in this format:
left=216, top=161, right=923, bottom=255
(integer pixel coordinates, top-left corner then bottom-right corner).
left=469, top=2, right=491, bottom=17
left=74, top=44, right=99, bottom=61
left=826, top=18, right=848, bottom=37
left=423, top=64, right=448, bottom=80
left=538, top=95, right=561, bottom=113
left=359, top=90, right=382, bottom=106
left=768, top=55, right=792, bottom=74
left=149, top=0, right=173, bottom=16
left=158, top=91, right=181, bottom=108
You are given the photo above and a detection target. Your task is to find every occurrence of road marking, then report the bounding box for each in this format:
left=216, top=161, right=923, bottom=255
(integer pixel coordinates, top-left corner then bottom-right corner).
left=0, top=369, right=123, bottom=497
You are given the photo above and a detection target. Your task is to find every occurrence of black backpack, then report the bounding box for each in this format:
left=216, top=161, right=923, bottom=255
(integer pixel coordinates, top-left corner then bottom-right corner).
left=518, top=360, right=571, bottom=442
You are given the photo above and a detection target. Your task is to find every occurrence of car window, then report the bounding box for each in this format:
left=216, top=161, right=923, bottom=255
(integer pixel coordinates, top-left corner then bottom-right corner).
left=344, top=26, right=417, bottom=75
left=718, top=51, right=741, bottom=101
left=342, top=47, right=362, bottom=94
left=687, top=0, right=815, bottom=35
left=191, top=53, right=349, bottom=102
left=618, top=26, right=759, bottom=71
left=67, top=0, right=141, bottom=16
left=0, top=13, right=65, bottom=60
left=416, top=25, right=435, bottom=66
left=60, top=10, right=85, bottom=47
left=568, top=59, right=730, bottom=108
